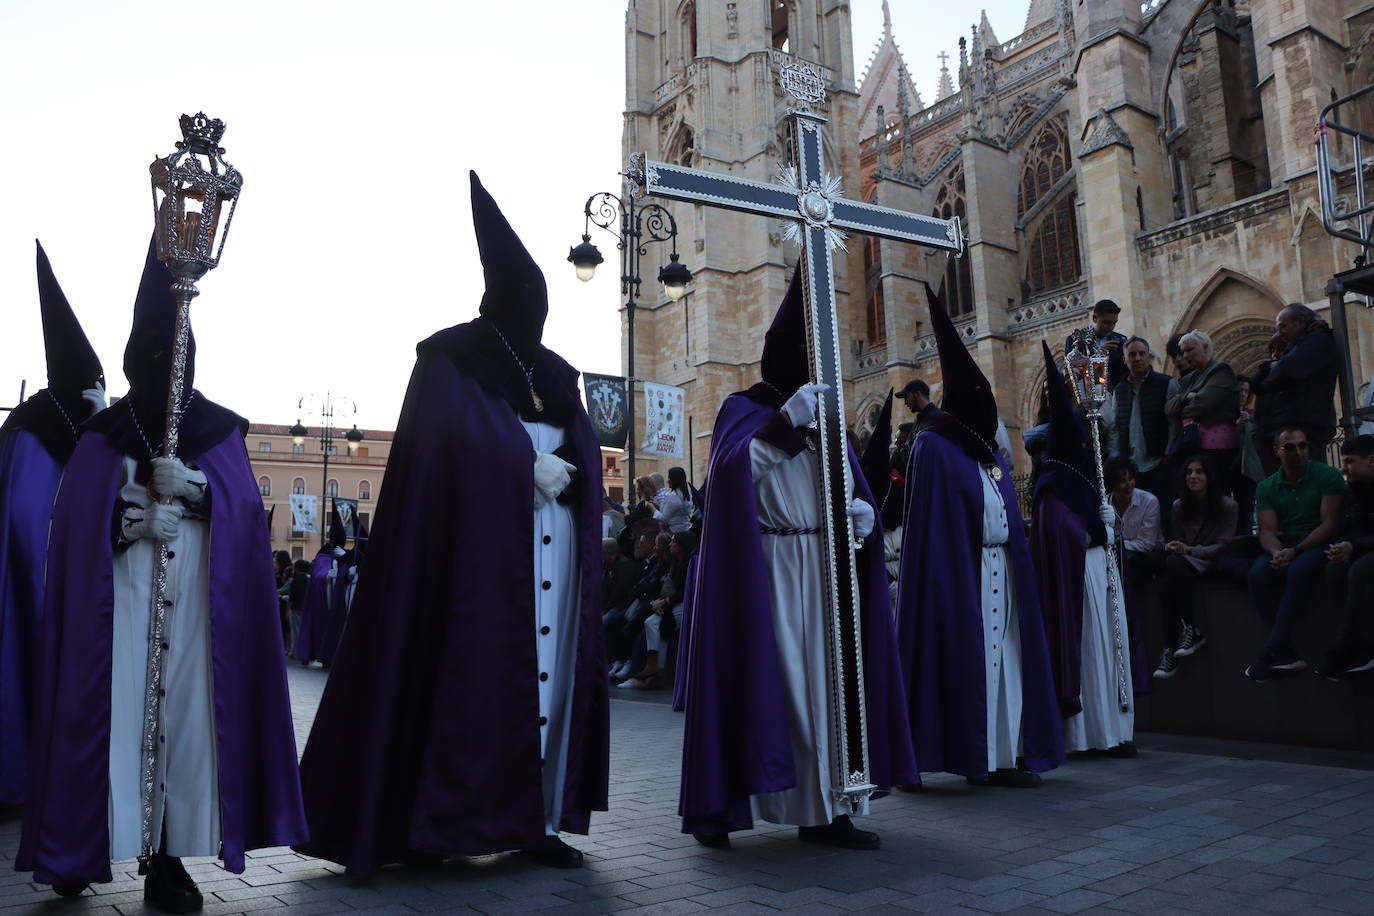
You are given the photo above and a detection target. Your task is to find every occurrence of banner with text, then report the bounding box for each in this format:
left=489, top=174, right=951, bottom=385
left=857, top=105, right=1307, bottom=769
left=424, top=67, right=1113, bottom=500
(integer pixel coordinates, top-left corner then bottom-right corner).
left=583, top=373, right=629, bottom=449
left=289, top=493, right=318, bottom=533
left=641, top=382, right=685, bottom=458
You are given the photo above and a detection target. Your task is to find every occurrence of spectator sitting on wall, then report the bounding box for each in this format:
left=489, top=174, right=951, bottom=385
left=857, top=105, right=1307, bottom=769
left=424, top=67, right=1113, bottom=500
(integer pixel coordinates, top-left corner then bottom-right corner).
left=1315, top=436, right=1374, bottom=679
left=1153, top=455, right=1237, bottom=680
left=1106, top=456, right=1163, bottom=695
left=1244, top=426, right=1346, bottom=681
left=602, top=537, right=641, bottom=680
left=1113, top=336, right=1178, bottom=504
left=1252, top=304, right=1339, bottom=474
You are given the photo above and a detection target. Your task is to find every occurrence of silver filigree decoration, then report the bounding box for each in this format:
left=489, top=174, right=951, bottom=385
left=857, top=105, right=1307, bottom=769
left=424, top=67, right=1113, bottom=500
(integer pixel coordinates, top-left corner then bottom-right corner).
left=775, top=166, right=848, bottom=252
left=779, top=61, right=827, bottom=108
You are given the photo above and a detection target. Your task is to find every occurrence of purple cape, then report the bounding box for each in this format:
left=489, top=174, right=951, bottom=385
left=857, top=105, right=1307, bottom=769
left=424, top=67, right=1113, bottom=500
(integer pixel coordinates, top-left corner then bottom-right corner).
left=294, top=551, right=340, bottom=665
left=1030, top=490, right=1087, bottom=717
left=16, top=429, right=307, bottom=885
left=295, top=351, right=609, bottom=874
left=896, top=431, right=1064, bottom=777
left=669, top=554, right=699, bottom=713
left=678, top=394, right=916, bottom=835
left=0, top=430, right=63, bottom=803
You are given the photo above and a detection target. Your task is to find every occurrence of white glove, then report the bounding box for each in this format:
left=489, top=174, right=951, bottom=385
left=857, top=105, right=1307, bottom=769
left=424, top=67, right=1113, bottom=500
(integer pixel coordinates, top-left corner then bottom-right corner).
left=847, top=498, right=875, bottom=540
left=332, top=546, right=346, bottom=558
left=149, top=457, right=207, bottom=502
left=348, top=568, right=359, bottom=585
left=326, top=562, right=338, bottom=580
left=1098, top=504, right=1116, bottom=527
left=782, top=383, right=830, bottom=428
left=121, top=502, right=184, bottom=543
left=81, top=383, right=106, bottom=416
left=533, top=452, right=577, bottom=509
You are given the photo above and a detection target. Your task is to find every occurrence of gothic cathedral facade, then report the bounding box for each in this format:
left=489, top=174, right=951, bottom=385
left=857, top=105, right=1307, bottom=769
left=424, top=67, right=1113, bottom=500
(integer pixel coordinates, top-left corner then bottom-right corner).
left=625, top=0, right=1374, bottom=479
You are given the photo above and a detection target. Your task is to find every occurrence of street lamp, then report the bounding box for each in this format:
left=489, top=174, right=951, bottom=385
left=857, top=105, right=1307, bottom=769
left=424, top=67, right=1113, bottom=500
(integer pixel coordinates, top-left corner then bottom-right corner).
left=569, top=190, right=691, bottom=488
left=296, top=392, right=360, bottom=547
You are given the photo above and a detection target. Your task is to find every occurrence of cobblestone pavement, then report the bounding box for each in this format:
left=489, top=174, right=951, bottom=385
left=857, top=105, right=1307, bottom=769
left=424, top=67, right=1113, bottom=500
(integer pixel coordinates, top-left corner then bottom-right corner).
left=5, top=665, right=1374, bottom=914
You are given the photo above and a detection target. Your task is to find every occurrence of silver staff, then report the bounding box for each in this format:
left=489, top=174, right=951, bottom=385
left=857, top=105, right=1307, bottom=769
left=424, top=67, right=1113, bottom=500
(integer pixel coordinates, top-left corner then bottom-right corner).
left=1065, top=330, right=1130, bottom=713
left=138, top=113, right=242, bottom=869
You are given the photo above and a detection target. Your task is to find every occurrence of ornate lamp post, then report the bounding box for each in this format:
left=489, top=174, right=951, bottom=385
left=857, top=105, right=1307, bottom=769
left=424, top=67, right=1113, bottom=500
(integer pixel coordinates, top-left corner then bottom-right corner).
left=138, top=112, right=243, bottom=868
left=292, top=393, right=361, bottom=547
left=569, top=190, right=691, bottom=489
left=1065, top=330, right=1130, bottom=714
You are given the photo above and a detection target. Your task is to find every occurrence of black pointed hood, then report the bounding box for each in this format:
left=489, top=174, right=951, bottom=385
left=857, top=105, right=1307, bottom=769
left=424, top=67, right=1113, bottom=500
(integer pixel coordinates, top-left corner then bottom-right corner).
left=860, top=390, right=902, bottom=531
left=0, top=242, right=108, bottom=462
left=414, top=172, right=582, bottom=426
left=925, top=282, right=997, bottom=462
left=37, top=241, right=104, bottom=396
left=1035, top=341, right=1103, bottom=539
left=82, top=236, right=247, bottom=462
left=472, top=170, right=547, bottom=362
left=742, top=264, right=809, bottom=407
left=124, top=235, right=195, bottom=404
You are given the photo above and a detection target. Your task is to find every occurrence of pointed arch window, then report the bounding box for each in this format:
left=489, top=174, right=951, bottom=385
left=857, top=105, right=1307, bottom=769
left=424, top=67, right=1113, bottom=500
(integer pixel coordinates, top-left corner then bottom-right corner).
left=682, top=2, right=697, bottom=60
left=772, top=0, right=790, bottom=52
left=1018, top=121, right=1081, bottom=295
left=863, top=231, right=886, bottom=347
left=934, top=166, right=974, bottom=317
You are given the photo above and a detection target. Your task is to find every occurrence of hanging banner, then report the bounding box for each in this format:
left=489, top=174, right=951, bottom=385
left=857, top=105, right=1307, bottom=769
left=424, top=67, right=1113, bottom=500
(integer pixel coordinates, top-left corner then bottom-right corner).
left=333, top=498, right=358, bottom=536
left=641, top=381, right=685, bottom=458
left=289, top=493, right=318, bottom=533
left=584, top=373, right=629, bottom=449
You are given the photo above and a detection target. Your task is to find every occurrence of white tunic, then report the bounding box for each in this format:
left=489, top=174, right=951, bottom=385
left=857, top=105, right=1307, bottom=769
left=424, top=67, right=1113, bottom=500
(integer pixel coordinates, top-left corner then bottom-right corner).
left=979, top=467, right=1023, bottom=772
left=1063, top=546, right=1135, bottom=752
left=746, top=439, right=867, bottom=828
left=523, top=421, right=581, bottom=837
left=108, top=457, right=220, bottom=861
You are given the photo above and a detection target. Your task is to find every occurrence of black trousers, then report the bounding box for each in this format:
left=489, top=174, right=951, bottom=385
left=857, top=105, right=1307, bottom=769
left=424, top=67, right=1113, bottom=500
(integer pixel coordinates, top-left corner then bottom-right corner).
left=1323, top=552, right=1374, bottom=654
left=1160, top=553, right=1204, bottom=644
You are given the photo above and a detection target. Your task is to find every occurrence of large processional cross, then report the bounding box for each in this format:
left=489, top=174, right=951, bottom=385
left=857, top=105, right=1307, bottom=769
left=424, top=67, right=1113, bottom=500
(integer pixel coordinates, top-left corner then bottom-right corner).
left=628, top=63, right=964, bottom=808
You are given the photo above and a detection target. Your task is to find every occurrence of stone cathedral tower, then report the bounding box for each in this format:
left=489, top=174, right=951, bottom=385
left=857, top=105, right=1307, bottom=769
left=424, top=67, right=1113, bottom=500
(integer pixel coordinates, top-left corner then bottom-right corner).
left=623, top=0, right=862, bottom=481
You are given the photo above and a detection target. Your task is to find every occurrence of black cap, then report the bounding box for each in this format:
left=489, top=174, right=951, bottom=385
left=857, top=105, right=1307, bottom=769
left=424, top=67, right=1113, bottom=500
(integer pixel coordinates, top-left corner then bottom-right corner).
left=896, top=378, right=929, bottom=398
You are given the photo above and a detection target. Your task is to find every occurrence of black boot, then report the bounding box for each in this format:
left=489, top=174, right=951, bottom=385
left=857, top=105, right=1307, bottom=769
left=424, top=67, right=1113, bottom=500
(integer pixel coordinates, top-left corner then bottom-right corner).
left=1106, top=741, right=1139, bottom=759
left=797, top=815, right=880, bottom=850
left=517, top=835, right=584, bottom=869
left=986, top=767, right=1042, bottom=788
left=144, top=854, right=203, bottom=914
left=693, top=832, right=731, bottom=849
left=52, top=882, right=89, bottom=898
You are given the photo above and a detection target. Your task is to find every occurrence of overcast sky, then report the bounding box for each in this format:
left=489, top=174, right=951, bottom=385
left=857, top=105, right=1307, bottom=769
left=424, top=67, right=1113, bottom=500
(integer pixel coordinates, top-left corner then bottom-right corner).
left=0, top=0, right=1029, bottom=432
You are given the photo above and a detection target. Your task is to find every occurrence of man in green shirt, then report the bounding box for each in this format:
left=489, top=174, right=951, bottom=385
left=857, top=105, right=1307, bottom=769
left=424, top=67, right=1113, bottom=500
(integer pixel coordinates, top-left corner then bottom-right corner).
left=1245, top=426, right=1346, bottom=680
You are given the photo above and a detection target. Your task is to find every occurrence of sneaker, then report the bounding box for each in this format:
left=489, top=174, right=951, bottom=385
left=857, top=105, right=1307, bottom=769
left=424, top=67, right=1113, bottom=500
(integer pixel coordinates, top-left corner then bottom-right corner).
left=1244, top=649, right=1308, bottom=681
left=1174, top=624, right=1207, bottom=658
left=1153, top=648, right=1179, bottom=680
left=1316, top=646, right=1374, bottom=680
left=617, top=678, right=645, bottom=689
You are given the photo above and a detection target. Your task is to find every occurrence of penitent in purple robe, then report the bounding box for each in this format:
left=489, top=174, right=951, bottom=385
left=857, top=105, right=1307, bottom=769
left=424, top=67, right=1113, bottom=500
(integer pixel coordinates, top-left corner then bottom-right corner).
left=678, top=392, right=916, bottom=836
left=896, top=430, right=1064, bottom=778
left=294, top=551, right=338, bottom=665
left=296, top=346, right=609, bottom=875
left=16, top=424, right=307, bottom=886
left=0, top=430, right=63, bottom=803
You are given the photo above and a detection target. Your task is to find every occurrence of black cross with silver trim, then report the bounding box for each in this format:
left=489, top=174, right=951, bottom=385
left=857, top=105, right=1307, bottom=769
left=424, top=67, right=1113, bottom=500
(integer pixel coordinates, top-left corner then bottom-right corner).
left=627, top=62, right=964, bottom=809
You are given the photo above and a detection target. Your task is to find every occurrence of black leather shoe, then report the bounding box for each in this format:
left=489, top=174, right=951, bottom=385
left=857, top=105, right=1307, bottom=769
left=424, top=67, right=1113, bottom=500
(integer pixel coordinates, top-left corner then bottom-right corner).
left=517, top=836, right=585, bottom=869
left=895, top=782, right=922, bottom=793
left=1106, top=741, right=1139, bottom=759
left=797, top=815, right=880, bottom=850
left=987, top=768, right=1042, bottom=788
left=144, top=854, right=202, bottom=914
left=693, top=832, right=731, bottom=849
left=52, top=883, right=89, bottom=898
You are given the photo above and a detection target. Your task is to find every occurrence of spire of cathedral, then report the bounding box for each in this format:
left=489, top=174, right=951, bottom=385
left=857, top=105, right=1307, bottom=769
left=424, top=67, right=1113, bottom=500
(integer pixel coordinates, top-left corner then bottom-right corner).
left=979, top=9, right=1000, bottom=48
left=882, top=0, right=892, bottom=37
left=936, top=50, right=954, bottom=101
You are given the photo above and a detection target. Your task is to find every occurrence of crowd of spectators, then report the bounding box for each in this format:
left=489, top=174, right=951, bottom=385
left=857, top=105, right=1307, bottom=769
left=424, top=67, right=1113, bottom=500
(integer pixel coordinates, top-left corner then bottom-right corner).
left=602, top=467, right=701, bottom=690
left=1030, top=299, right=1367, bottom=684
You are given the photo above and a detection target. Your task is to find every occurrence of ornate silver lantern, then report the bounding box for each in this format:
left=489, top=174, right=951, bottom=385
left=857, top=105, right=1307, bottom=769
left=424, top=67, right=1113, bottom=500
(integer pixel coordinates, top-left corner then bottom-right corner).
left=150, top=112, right=242, bottom=282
